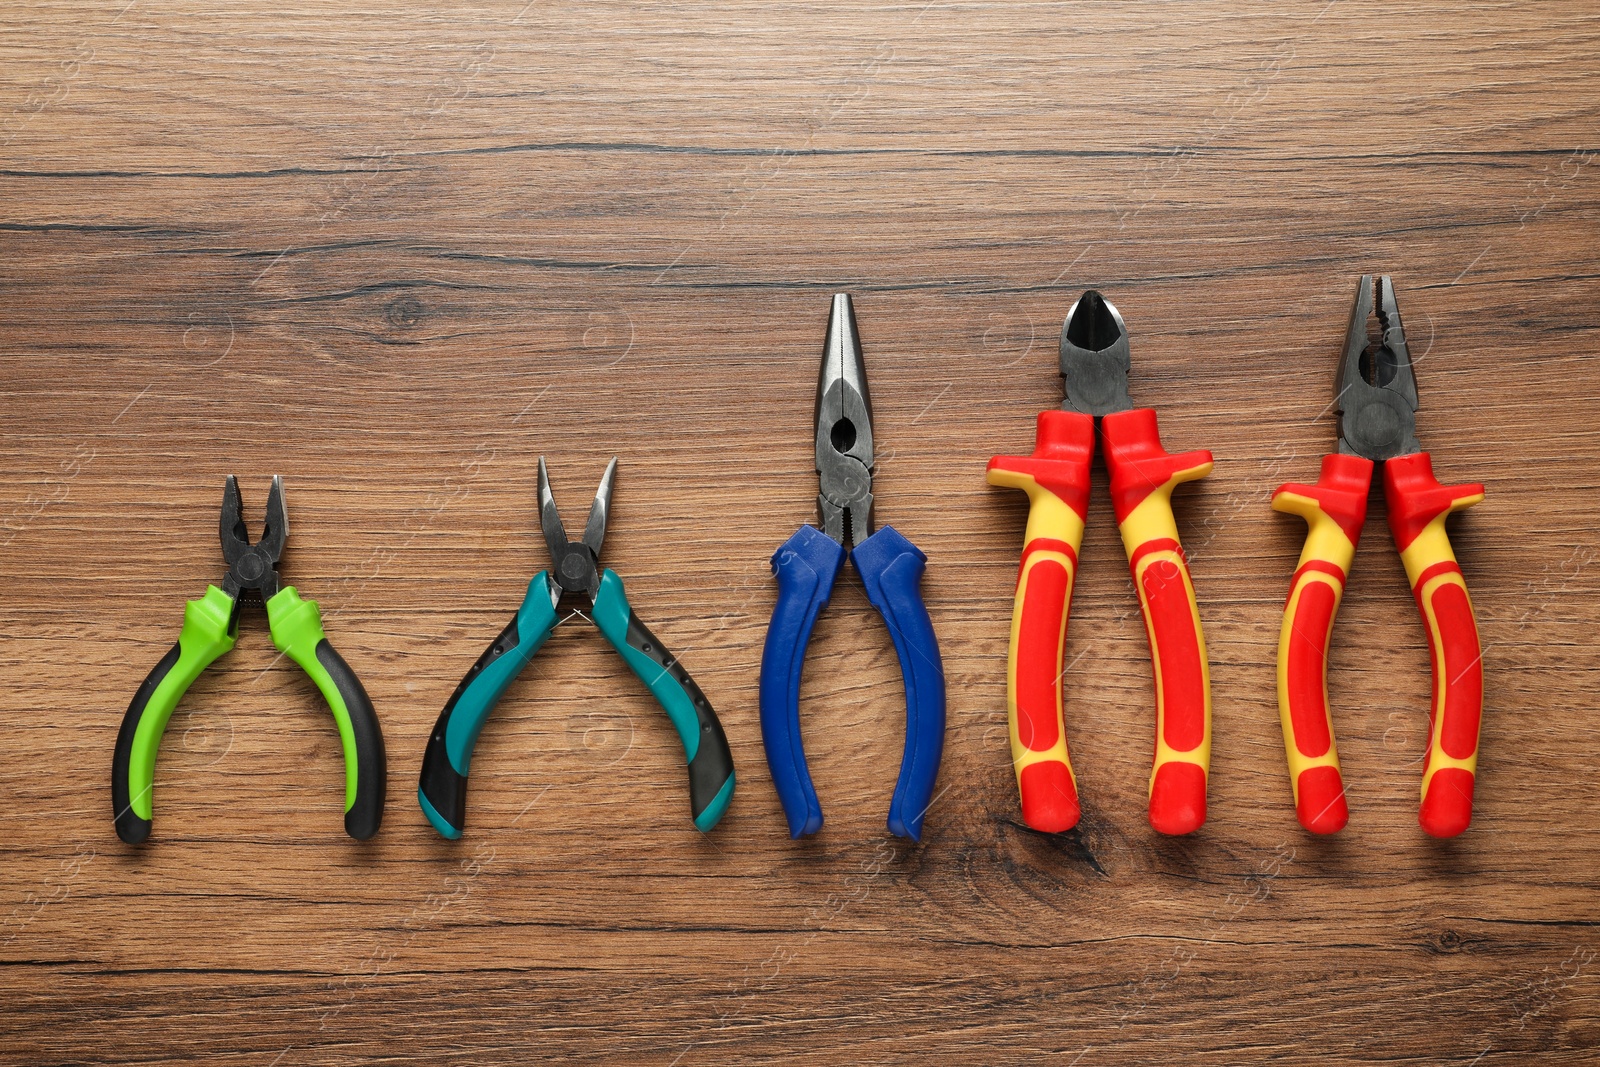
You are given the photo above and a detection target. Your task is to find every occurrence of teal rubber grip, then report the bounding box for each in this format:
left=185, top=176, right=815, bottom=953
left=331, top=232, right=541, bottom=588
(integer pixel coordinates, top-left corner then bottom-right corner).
left=418, top=573, right=560, bottom=839
left=592, top=569, right=736, bottom=831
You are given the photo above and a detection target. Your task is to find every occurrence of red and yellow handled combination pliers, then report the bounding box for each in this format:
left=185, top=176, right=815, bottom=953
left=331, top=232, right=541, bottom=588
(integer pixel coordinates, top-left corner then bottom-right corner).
left=988, top=291, right=1214, bottom=836
left=1274, top=275, right=1484, bottom=837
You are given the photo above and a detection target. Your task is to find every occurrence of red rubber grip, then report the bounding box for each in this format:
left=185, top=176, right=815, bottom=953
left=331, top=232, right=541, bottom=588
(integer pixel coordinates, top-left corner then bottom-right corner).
left=1272, top=453, right=1373, bottom=834
left=1385, top=453, right=1485, bottom=838
left=1014, top=538, right=1081, bottom=831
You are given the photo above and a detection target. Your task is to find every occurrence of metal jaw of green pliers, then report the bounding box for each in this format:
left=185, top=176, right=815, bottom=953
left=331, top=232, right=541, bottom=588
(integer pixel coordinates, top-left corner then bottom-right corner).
left=110, top=476, right=387, bottom=844
left=417, top=457, right=736, bottom=839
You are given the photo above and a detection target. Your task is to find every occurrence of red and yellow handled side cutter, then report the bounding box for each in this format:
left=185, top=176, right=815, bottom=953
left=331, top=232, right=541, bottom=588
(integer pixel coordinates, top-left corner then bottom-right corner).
left=1274, top=275, right=1485, bottom=838
left=988, top=291, right=1214, bottom=836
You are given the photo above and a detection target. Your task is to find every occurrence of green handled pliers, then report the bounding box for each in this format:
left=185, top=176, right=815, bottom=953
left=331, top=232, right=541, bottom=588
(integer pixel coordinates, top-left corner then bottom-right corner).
left=418, top=457, right=735, bottom=839
left=111, top=476, right=386, bottom=844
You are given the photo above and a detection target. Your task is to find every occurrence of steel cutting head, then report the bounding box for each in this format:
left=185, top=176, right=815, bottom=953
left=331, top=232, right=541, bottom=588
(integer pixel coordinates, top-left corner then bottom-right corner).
left=1059, top=289, right=1134, bottom=417
left=538, top=456, right=617, bottom=605
left=814, top=292, right=874, bottom=548
left=218, top=475, right=286, bottom=601
left=1335, top=275, right=1420, bottom=461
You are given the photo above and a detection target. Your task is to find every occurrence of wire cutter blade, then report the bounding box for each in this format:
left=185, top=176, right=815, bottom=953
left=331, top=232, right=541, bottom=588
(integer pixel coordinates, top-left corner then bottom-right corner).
left=1059, top=289, right=1134, bottom=417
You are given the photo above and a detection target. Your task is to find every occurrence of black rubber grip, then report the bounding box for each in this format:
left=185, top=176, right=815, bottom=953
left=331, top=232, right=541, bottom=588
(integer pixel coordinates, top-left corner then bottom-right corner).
left=418, top=613, right=524, bottom=838
left=314, top=639, right=386, bottom=840
left=111, top=640, right=182, bottom=845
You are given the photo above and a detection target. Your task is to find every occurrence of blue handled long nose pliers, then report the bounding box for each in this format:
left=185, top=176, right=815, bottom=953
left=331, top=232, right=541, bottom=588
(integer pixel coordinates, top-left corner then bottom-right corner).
left=759, top=293, right=947, bottom=841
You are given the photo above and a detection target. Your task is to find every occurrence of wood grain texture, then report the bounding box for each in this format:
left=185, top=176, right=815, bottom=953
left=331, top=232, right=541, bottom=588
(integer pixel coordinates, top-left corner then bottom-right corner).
left=2, top=1, right=1598, bottom=1063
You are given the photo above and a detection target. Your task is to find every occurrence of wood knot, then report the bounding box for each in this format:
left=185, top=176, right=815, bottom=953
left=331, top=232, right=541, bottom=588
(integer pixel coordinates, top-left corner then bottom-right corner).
left=386, top=295, right=425, bottom=330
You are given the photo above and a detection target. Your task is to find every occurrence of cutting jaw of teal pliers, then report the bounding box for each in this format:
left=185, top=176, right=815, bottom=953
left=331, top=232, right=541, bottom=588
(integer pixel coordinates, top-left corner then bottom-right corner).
left=417, top=457, right=736, bottom=839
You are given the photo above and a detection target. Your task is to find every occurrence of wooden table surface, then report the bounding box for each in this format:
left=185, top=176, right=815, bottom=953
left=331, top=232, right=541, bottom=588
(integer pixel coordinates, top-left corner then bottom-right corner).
left=3, top=2, right=1598, bottom=1064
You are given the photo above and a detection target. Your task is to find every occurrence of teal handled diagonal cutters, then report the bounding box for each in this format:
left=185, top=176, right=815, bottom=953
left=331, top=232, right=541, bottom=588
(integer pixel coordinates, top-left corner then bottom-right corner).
left=111, top=476, right=387, bottom=843
left=417, top=457, right=735, bottom=839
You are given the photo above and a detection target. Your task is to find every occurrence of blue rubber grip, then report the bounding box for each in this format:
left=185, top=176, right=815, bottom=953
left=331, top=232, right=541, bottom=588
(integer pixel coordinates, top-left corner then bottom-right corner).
left=758, top=525, right=846, bottom=838
left=417, top=573, right=559, bottom=839
left=851, top=525, right=946, bottom=842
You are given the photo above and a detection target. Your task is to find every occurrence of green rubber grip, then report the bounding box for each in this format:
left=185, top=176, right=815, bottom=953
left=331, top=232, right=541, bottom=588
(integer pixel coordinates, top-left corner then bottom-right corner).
left=111, top=585, right=237, bottom=843
left=591, top=569, right=735, bottom=831
left=266, top=588, right=387, bottom=840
